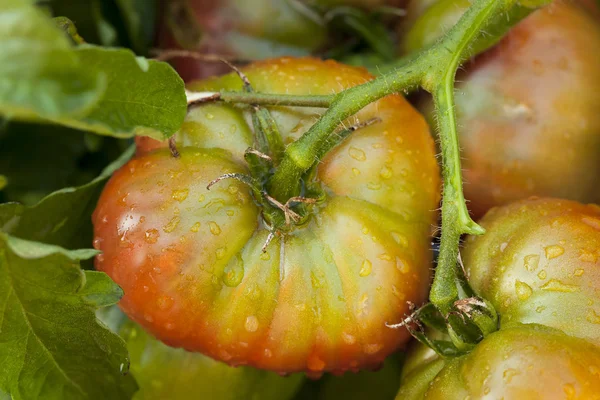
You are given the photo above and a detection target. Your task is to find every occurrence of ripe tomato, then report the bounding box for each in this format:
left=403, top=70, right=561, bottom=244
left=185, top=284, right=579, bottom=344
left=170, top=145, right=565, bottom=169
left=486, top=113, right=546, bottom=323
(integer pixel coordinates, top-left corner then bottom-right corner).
left=403, top=0, right=600, bottom=218
left=397, top=197, right=600, bottom=398
left=93, top=57, right=440, bottom=374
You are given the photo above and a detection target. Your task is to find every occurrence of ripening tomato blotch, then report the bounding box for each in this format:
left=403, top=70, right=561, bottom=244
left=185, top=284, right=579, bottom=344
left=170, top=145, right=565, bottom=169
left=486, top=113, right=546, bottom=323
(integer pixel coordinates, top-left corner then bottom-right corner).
left=93, top=57, right=440, bottom=374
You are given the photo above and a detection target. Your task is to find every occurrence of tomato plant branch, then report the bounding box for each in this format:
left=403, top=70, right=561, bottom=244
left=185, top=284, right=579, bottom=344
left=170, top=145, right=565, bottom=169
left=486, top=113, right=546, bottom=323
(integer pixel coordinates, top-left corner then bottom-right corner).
left=266, top=0, right=550, bottom=315
left=187, top=90, right=334, bottom=108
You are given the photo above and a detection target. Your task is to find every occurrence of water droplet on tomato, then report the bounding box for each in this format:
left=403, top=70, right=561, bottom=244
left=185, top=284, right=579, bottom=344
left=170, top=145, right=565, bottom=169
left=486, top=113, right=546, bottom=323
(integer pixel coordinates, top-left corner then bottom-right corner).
left=502, top=368, right=520, bottom=383
left=363, top=343, right=383, bottom=355
left=264, top=349, right=273, bottom=358
left=93, top=237, right=103, bottom=249
left=545, top=245, right=564, bottom=259
left=163, top=216, right=180, bottom=233
left=537, top=270, right=547, bottom=280
left=359, top=260, right=372, bottom=277
left=209, top=221, right=221, bottom=235
left=579, top=249, right=597, bottom=263
left=352, top=168, right=360, bottom=176
left=574, top=268, right=584, bottom=277
left=582, top=217, right=600, bottom=230
left=216, top=247, right=226, bottom=260
left=226, top=210, right=234, bottom=216
left=515, top=280, right=533, bottom=300
left=536, top=305, right=546, bottom=313
left=390, top=231, right=408, bottom=247
left=378, top=253, right=392, bottom=261
left=96, top=253, right=105, bottom=263
left=540, top=279, right=579, bottom=293
left=307, top=353, right=326, bottom=372
left=586, top=309, right=600, bottom=324
left=348, top=147, right=366, bottom=161
left=395, top=256, right=409, bottom=273
left=171, top=189, right=189, bottom=202
left=245, top=315, right=259, bottom=332
left=379, top=166, right=393, bottom=179
left=157, top=296, right=173, bottom=310
left=144, top=314, right=154, bottom=322
left=367, top=181, right=381, bottom=190
left=523, top=254, right=539, bottom=271
left=190, top=222, right=201, bottom=232
left=260, top=252, right=270, bottom=261
left=145, top=229, right=160, bottom=243
left=563, top=383, right=576, bottom=399
left=342, top=332, right=356, bottom=345
left=223, top=255, right=244, bottom=287
left=227, top=185, right=238, bottom=194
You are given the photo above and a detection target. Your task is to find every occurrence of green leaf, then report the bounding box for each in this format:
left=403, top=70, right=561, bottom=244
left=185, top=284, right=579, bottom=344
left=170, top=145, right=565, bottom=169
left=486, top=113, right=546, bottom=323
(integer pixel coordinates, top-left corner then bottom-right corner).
left=0, top=145, right=135, bottom=250
left=61, top=45, right=186, bottom=140
left=0, top=234, right=138, bottom=400
left=0, top=0, right=105, bottom=120
left=0, top=121, right=130, bottom=206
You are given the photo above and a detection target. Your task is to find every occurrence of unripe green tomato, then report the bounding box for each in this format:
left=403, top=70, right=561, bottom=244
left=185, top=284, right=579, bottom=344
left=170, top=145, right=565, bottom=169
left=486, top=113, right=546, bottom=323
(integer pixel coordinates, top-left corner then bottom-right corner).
left=404, top=0, right=600, bottom=218
left=99, top=308, right=304, bottom=400
left=397, top=197, right=600, bottom=398
left=398, top=324, right=600, bottom=399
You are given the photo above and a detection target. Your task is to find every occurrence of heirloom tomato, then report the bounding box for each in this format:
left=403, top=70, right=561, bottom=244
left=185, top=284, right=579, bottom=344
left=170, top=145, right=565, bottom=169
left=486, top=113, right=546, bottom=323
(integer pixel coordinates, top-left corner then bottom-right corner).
left=397, top=197, right=600, bottom=398
left=403, top=0, right=600, bottom=218
left=93, top=57, right=440, bottom=374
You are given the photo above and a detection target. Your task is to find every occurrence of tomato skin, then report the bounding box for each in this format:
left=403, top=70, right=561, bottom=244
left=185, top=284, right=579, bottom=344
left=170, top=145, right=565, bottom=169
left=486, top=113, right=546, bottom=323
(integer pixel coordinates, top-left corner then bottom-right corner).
left=399, top=324, right=600, bottom=399
left=397, top=197, right=600, bottom=398
left=94, top=57, right=440, bottom=374
left=404, top=0, right=600, bottom=218
left=464, top=198, right=600, bottom=346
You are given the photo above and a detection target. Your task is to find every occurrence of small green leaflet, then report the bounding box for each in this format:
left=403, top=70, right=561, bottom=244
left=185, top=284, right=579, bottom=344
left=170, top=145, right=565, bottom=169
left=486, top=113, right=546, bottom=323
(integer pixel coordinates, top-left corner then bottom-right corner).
left=0, top=234, right=138, bottom=400
left=0, top=1, right=187, bottom=140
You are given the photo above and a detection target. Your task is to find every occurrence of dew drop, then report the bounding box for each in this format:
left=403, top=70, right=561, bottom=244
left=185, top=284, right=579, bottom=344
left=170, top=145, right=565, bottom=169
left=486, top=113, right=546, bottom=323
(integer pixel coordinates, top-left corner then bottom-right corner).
left=379, top=167, right=393, bottom=179
left=545, top=245, right=564, bottom=259
left=223, top=255, right=244, bottom=287
left=216, top=247, right=226, bottom=260
left=171, top=189, right=189, bottom=202
left=157, top=296, right=173, bottom=311
left=364, top=343, right=383, bottom=354
left=145, top=229, right=160, bottom=243
left=395, top=256, right=409, bottom=273
left=523, top=254, right=540, bottom=271
left=586, top=309, right=600, bottom=324
left=342, top=332, right=356, bottom=345
left=378, top=253, right=393, bottom=261
left=563, top=383, right=576, bottom=399
left=536, top=305, right=546, bottom=313
left=367, top=181, right=382, bottom=190
left=574, top=268, right=584, bottom=277
left=390, top=231, right=408, bottom=247
left=540, top=279, right=579, bottom=293
left=245, top=315, right=259, bottom=332
left=163, top=216, right=181, bottom=233
left=359, top=260, right=372, bottom=277
left=307, top=353, right=326, bottom=371
left=579, top=249, right=597, bottom=263
left=198, top=194, right=205, bottom=202
left=226, top=210, right=234, bottom=216
left=582, top=217, right=600, bottom=230
left=209, top=221, right=222, bottom=235
left=537, top=269, right=547, bottom=280
left=352, top=168, right=360, bottom=176
left=190, top=222, right=201, bottom=232
left=348, top=147, right=366, bottom=161
left=515, top=280, right=533, bottom=300
left=93, top=237, right=103, bottom=250
left=503, top=368, right=520, bottom=384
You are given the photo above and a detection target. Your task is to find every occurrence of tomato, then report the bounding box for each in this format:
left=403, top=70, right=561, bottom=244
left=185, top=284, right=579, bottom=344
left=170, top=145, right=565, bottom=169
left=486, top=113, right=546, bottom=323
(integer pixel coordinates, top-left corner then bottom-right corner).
left=397, top=197, right=600, bottom=398
left=403, top=0, right=600, bottom=218
left=158, top=0, right=406, bottom=81
left=93, top=57, right=440, bottom=374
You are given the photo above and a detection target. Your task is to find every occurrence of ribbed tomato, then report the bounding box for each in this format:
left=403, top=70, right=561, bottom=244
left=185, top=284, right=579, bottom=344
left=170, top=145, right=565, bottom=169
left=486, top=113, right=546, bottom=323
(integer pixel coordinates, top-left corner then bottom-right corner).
left=93, top=57, right=440, bottom=375
left=397, top=197, right=600, bottom=398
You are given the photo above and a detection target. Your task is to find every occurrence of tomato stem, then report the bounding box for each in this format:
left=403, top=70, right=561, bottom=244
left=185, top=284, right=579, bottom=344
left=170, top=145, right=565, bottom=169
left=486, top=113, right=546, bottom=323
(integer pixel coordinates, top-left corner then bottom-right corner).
left=267, top=0, right=550, bottom=315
